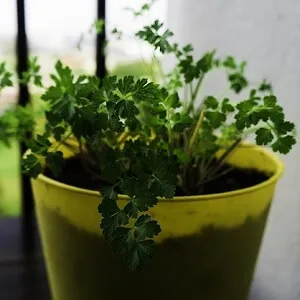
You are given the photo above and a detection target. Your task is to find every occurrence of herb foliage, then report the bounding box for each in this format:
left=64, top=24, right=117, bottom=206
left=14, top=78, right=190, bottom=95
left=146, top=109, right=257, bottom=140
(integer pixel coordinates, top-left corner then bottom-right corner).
left=0, top=2, right=296, bottom=270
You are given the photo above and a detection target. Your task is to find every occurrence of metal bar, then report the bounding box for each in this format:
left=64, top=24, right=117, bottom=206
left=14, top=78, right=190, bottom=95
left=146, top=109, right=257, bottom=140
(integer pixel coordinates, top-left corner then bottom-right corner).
left=16, top=0, right=35, bottom=254
left=96, top=0, right=106, bottom=78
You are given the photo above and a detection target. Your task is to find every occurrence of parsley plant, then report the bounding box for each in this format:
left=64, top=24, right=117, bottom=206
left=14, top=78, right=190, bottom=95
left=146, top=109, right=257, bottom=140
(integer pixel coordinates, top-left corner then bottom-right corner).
left=0, top=13, right=296, bottom=270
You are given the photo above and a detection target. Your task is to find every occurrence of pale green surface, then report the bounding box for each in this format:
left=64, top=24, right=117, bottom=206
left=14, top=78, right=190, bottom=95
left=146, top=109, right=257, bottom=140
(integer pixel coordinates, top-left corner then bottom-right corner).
left=0, top=141, right=21, bottom=216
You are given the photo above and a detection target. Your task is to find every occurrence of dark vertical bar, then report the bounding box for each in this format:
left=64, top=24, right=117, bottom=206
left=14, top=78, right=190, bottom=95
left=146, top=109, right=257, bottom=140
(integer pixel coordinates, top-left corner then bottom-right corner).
left=96, top=0, right=106, bottom=78
left=16, top=0, right=35, bottom=254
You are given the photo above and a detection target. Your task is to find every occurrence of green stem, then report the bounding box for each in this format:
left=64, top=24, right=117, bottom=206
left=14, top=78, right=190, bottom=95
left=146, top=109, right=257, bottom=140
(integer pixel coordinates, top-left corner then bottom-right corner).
left=200, top=166, right=233, bottom=185
left=216, top=138, right=242, bottom=166
left=266, top=121, right=279, bottom=138
left=192, top=73, right=204, bottom=100
left=52, top=132, right=74, bottom=152
left=189, top=83, right=193, bottom=101
left=183, top=85, right=189, bottom=110
left=188, top=110, right=205, bottom=152
left=187, top=73, right=205, bottom=114
left=206, top=138, right=242, bottom=180
left=166, top=106, right=174, bottom=157
left=167, top=126, right=173, bottom=157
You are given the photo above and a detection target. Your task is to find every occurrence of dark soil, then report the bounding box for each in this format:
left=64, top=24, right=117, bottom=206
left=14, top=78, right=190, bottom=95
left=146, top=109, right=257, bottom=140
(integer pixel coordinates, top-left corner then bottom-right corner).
left=44, top=155, right=271, bottom=196
left=37, top=202, right=270, bottom=300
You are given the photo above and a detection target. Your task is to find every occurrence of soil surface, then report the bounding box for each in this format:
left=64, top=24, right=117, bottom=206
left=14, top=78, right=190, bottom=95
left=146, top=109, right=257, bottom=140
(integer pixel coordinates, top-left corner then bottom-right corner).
left=44, top=155, right=270, bottom=196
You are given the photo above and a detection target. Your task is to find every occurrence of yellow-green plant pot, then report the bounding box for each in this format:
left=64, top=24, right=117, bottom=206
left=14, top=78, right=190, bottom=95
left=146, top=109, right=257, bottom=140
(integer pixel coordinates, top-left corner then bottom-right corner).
left=31, top=144, right=283, bottom=300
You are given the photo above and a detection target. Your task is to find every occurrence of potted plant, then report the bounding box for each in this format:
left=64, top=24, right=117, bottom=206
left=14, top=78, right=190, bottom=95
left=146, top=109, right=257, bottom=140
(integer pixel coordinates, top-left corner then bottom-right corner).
left=0, top=17, right=296, bottom=300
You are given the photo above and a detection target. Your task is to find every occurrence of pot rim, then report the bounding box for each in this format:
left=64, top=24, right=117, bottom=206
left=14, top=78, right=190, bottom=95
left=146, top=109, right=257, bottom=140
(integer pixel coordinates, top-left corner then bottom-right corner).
left=35, top=144, right=284, bottom=202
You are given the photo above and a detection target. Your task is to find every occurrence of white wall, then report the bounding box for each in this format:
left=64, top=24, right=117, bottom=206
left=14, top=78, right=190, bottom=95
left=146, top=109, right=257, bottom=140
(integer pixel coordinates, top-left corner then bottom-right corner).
left=167, top=1, right=300, bottom=299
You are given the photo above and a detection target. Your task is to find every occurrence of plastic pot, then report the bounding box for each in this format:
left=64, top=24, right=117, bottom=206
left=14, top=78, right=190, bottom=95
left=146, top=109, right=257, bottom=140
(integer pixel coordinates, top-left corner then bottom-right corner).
left=31, top=144, right=283, bottom=300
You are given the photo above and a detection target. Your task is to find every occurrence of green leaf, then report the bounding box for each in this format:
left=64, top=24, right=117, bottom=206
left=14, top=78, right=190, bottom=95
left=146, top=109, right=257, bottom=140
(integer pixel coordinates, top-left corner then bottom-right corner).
left=117, top=76, right=135, bottom=95
left=197, top=51, right=216, bottom=73
left=136, top=20, right=173, bottom=53
left=172, top=113, right=193, bottom=132
left=223, top=56, right=237, bottom=69
left=132, top=78, right=160, bottom=103
left=20, top=57, right=43, bottom=87
left=102, top=75, right=117, bottom=97
left=41, top=86, right=63, bottom=101
left=255, top=128, right=274, bottom=145
left=54, top=60, right=74, bottom=86
left=221, top=98, right=235, bottom=113
left=0, top=62, right=13, bottom=89
left=228, top=73, right=248, bottom=93
left=235, top=99, right=257, bottom=129
left=46, top=151, right=65, bottom=177
left=204, top=96, right=219, bottom=109
left=98, top=198, right=129, bottom=237
left=174, top=148, right=190, bottom=164
left=93, top=19, right=105, bottom=34
left=114, top=99, right=139, bottom=120
left=108, top=113, right=123, bottom=132
left=99, top=186, right=118, bottom=201
left=123, top=202, right=139, bottom=219
left=277, top=121, right=295, bottom=134
left=179, top=56, right=200, bottom=83
left=183, top=44, right=193, bottom=53
left=165, top=93, right=180, bottom=109
left=125, top=239, right=155, bottom=271
left=272, top=135, right=296, bottom=154
left=132, top=195, right=158, bottom=211
left=22, top=154, right=42, bottom=178
left=150, top=174, right=176, bottom=199
left=0, top=120, right=11, bottom=146
left=263, top=95, right=277, bottom=107
left=134, top=215, right=161, bottom=241
left=27, top=134, right=51, bottom=155
left=52, top=126, right=65, bottom=141
left=205, top=111, right=226, bottom=128
left=259, top=79, right=273, bottom=92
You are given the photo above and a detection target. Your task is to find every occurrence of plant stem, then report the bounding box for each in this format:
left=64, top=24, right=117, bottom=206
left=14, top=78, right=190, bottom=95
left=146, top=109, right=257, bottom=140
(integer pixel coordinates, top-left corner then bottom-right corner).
left=167, top=127, right=173, bottom=157
left=187, top=73, right=205, bottom=114
left=189, top=82, right=193, bottom=102
left=52, top=132, right=73, bottom=152
left=217, top=138, right=242, bottom=166
left=192, top=73, right=204, bottom=100
left=188, top=109, right=205, bottom=152
left=200, top=166, right=233, bottom=185
left=118, top=131, right=130, bottom=145
left=206, top=138, right=242, bottom=179
left=266, top=121, right=280, bottom=138
left=183, top=85, right=188, bottom=110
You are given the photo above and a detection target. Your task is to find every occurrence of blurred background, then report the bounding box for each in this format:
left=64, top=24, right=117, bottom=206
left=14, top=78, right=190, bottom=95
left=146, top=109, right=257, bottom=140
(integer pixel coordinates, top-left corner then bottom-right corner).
left=0, top=1, right=299, bottom=299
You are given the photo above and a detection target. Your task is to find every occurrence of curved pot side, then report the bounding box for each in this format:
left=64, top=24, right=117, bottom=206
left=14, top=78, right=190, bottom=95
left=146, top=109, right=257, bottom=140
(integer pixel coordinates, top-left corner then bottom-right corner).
left=31, top=145, right=283, bottom=300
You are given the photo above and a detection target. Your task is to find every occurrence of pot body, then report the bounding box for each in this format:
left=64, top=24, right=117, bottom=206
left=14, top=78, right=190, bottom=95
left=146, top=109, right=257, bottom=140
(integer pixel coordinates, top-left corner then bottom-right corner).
left=32, top=145, right=283, bottom=300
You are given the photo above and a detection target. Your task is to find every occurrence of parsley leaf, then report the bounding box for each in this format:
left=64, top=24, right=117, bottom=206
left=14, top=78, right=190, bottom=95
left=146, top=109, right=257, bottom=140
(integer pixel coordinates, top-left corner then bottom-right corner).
left=204, top=96, right=219, bottom=109
left=136, top=20, right=173, bottom=53
left=98, top=198, right=129, bottom=238
left=46, top=151, right=65, bottom=177
left=255, top=128, right=274, bottom=145
left=134, top=214, right=161, bottom=240
left=132, top=195, right=158, bottom=211
left=272, top=136, right=296, bottom=154
left=22, top=154, right=42, bottom=179
left=205, top=111, right=226, bottom=129
left=0, top=62, right=13, bottom=90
